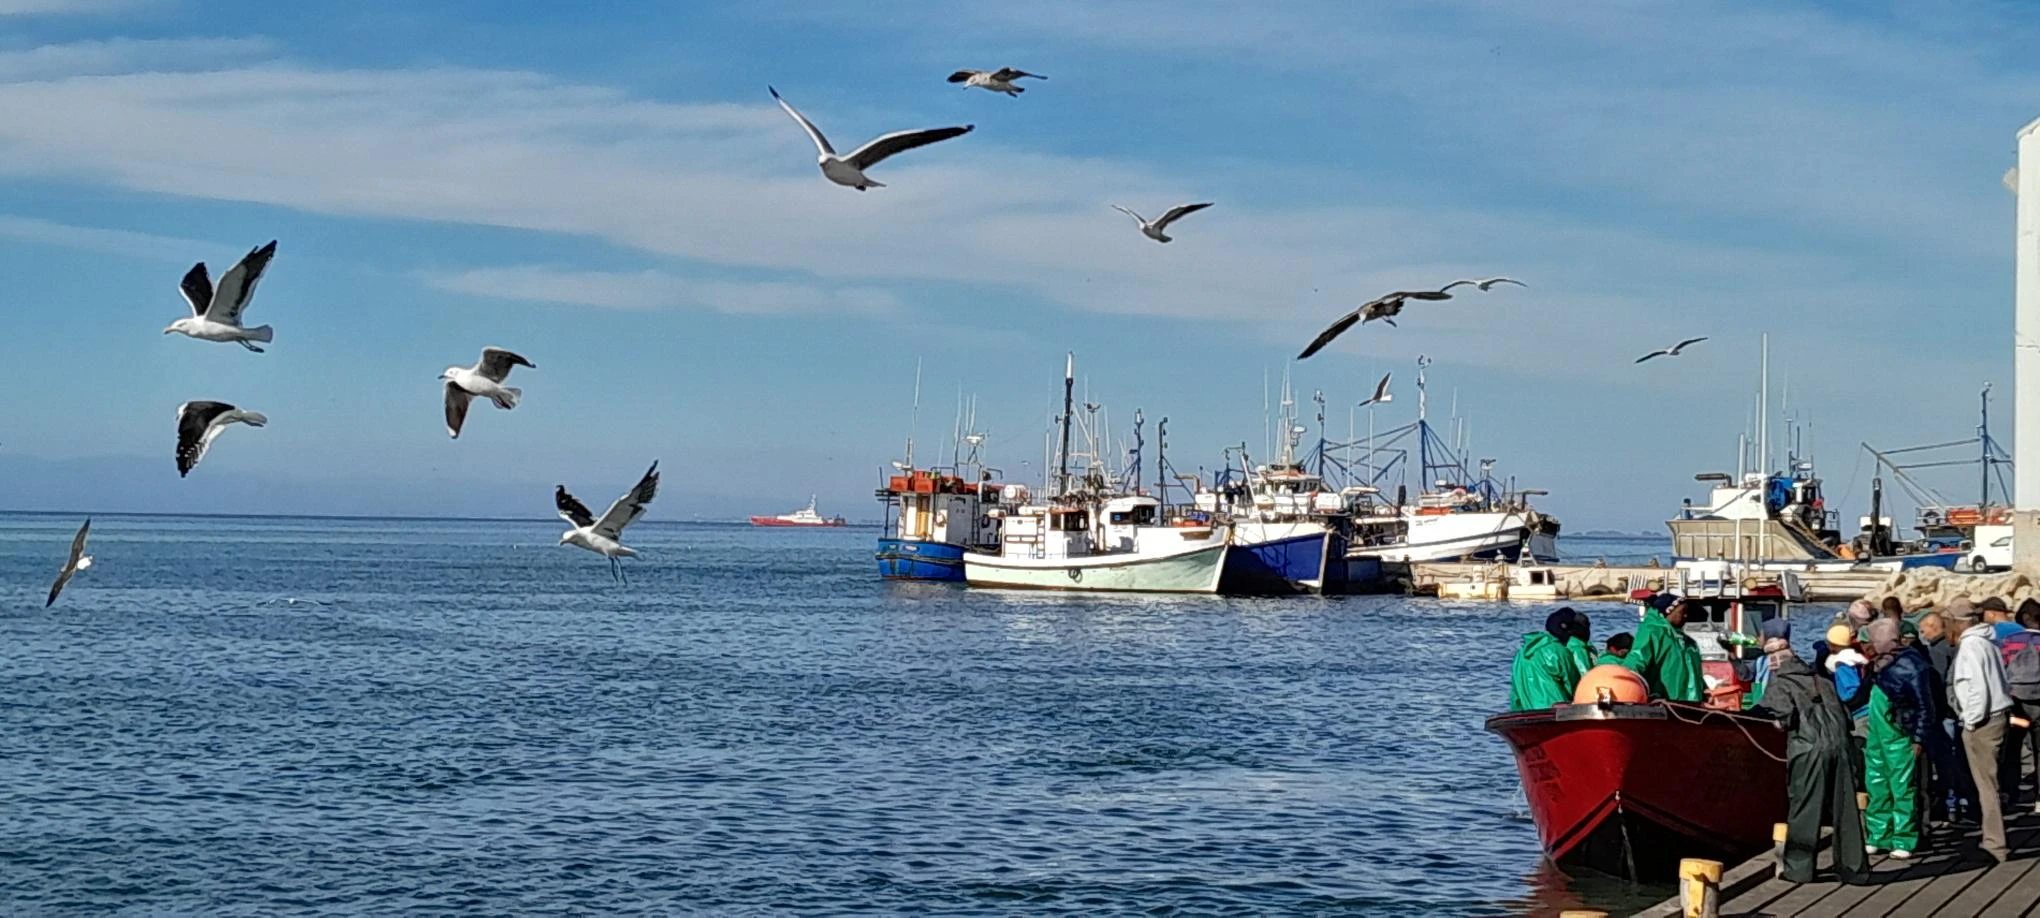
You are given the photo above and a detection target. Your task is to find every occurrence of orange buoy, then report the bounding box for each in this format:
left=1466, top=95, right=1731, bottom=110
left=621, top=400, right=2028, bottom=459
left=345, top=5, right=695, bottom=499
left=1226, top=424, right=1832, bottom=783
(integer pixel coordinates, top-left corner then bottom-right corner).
left=1573, top=664, right=1649, bottom=704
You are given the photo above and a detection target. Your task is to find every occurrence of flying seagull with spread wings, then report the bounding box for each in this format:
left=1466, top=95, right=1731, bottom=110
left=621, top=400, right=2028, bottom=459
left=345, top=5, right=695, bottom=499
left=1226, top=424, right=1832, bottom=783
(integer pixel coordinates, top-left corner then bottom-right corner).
left=441, top=347, right=535, bottom=439
left=947, top=67, right=1045, bottom=96
left=1295, top=289, right=1456, bottom=359
left=1359, top=373, right=1393, bottom=407
left=165, top=241, right=279, bottom=352
left=556, top=462, right=660, bottom=584
left=769, top=86, right=973, bottom=191
left=46, top=518, right=92, bottom=608
left=176, top=400, right=267, bottom=477
left=1111, top=202, right=1213, bottom=243
left=1440, top=276, right=1526, bottom=293
left=1635, top=337, right=1710, bottom=364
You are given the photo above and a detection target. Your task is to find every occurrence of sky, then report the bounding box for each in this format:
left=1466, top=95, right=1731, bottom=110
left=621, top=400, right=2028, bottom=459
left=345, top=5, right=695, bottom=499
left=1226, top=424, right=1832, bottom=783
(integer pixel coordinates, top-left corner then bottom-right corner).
left=0, top=0, right=2036, bottom=529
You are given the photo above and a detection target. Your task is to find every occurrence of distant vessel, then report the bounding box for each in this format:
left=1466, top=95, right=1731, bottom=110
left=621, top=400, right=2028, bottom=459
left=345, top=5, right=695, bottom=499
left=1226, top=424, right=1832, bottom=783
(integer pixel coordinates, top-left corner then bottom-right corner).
left=750, top=496, right=847, bottom=528
left=1329, top=357, right=1561, bottom=565
left=1203, top=385, right=1380, bottom=594
left=1666, top=338, right=1958, bottom=574
left=961, top=353, right=1229, bottom=594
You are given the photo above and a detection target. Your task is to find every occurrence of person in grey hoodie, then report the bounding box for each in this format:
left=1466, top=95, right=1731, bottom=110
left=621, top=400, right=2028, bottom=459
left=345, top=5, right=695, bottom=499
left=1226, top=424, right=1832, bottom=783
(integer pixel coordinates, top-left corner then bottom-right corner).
left=1948, top=605, right=2017, bottom=861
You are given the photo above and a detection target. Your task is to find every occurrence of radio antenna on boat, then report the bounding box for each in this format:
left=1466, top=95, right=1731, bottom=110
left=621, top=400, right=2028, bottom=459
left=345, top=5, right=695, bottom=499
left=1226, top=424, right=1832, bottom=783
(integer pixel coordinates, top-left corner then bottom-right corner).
left=1056, top=352, right=1075, bottom=497
left=904, top=357, right=923, bottom=470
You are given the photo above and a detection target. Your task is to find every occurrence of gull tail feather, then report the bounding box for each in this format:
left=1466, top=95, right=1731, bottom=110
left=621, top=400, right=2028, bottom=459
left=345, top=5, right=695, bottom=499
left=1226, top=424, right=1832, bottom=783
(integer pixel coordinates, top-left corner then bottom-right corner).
left=243, top=325, right=274, bottom=343
left=492, top=388, right=522, bottom=410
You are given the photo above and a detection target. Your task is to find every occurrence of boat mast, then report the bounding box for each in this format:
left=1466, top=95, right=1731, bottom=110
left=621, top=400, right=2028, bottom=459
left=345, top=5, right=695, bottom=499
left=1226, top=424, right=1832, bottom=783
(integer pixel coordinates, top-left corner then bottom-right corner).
left=905, top=357, right=923, bottom=470
left=1416, top=354, right=1432, bottom=493
left=1056, top=352, right=1075, bottom=498
left=1981, top=383, right=1994, bottom=508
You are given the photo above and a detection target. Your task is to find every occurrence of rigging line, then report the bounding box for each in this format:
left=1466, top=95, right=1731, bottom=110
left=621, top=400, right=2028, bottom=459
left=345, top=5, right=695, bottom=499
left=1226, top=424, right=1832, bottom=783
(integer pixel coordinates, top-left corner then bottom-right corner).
left=1835, top=447, right=1868, bottom=528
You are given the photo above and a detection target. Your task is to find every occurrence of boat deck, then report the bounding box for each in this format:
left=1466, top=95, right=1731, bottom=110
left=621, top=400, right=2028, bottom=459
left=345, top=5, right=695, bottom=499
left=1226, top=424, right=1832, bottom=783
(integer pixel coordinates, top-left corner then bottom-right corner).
left=1405, top=562, right=1895, bottom=603
left=1635, top=809, right=2040, bottom=916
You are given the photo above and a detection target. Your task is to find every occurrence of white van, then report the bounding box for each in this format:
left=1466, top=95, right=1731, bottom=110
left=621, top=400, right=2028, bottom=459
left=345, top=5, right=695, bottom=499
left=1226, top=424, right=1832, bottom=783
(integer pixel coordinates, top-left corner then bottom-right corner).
left=1965, top=524, right=2014, bottom=573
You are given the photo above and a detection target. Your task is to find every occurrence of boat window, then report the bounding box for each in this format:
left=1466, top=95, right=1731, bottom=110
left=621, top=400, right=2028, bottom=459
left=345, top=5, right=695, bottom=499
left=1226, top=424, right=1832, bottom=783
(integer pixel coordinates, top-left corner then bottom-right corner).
left=1055, top=511, right=1089, bottom=531
left=1132, top=505, right=1157, bottom=525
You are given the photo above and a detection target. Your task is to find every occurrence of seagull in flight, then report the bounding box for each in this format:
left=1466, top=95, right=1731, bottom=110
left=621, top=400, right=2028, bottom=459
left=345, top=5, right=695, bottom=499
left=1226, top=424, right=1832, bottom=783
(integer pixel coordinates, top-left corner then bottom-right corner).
left=176, top=400, right=267, bottom=477
left=769, top=86, right=973, bottom=191
left=45, top=518, right=92, bottom=608
left=947, top=67, right=1046, bottom=96
left=1359, top=373, right=1393, bottom=407
left=165, top=241, right=278, bottom=352
left=1635, top=337, right=1710, bottom=363
left=556, top=462, right=660, bottom=584
left=1295, top=289, right=1455, bottom=359
left=1440, top=276, right=1526, bottom=293
left=1110, top=202, right=1213, bottom=243
left=441, top=347, right=535, bottom=439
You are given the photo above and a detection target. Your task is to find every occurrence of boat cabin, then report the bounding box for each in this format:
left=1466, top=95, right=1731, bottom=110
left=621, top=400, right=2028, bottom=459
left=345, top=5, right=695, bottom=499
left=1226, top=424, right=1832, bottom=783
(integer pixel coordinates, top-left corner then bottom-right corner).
left=995, top=494, right=1214, bottom=560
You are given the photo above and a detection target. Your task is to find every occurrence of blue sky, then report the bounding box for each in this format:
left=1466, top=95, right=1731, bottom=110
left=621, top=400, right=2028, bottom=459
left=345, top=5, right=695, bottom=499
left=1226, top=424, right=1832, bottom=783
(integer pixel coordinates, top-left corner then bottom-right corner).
left=0, top=0, right=2035, bottom=528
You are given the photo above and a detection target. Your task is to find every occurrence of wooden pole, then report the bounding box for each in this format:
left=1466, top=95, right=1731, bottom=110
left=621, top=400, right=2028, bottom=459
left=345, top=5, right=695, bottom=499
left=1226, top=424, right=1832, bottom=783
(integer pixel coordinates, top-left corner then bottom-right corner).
left=1679, top=858, right=1723, bottom=918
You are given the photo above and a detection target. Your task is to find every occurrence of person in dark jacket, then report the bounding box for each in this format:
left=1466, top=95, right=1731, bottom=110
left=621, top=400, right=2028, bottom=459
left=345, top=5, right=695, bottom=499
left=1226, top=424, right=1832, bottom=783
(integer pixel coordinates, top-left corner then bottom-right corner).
left=1752, top=635, right=1870, bottom=885
left=1865, top=619, right=1936, bottom=855
left=1912, top=610, right=1977, bottom=822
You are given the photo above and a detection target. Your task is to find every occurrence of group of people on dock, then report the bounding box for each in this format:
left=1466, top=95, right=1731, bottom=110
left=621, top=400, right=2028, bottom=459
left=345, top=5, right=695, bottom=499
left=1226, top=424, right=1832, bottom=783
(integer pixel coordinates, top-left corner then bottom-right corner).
left=1505, top=592, right=2040, bottom=885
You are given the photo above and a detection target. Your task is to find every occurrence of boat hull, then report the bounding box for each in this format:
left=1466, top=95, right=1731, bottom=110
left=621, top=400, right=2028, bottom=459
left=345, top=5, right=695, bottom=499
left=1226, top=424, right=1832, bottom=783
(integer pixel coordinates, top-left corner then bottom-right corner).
left=750, top=516, right=847, bottom=527
left=1353, top=512, right=1551, bottom=564
left=1223, top=526, right=1334, bottom=595
left=1486, top=703, right=1786, bottom=879
left=965, top=542, right=1228, bottom=594
left=875, top=538, right=967, bottom=581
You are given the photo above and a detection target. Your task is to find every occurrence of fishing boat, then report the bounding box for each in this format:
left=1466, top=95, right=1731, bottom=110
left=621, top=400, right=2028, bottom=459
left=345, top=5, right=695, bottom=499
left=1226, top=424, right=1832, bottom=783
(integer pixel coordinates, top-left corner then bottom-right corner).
left=1488, top=568, right=1792, bottom=878
left=1862, top=383, right=2013, bottom=556
left=750, top=496, right=848, bottom=528
left=875, top=469, right=1014, bottom=580
left=1318, top=357, right=1561, bottom=565
left=965, top=494, right=1229, bottom=593
left=1203, top=387, right=1381, bottom=594
left=1666, top=338, right=1959, bottom=575
left=962, top=352, right=1228, bottom=594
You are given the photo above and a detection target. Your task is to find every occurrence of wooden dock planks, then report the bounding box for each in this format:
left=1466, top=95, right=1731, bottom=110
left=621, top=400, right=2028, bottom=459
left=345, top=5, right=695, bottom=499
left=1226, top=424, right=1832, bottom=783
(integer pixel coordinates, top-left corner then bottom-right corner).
left=1635, top=811, right=2040, bottom=916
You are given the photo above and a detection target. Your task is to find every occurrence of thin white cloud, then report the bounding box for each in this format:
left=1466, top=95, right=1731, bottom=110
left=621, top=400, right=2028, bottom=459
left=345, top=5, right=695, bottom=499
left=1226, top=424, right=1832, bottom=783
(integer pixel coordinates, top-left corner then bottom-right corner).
left=0, top=213, right=215, bottom=260
left=0, top=37, right=273, bottom=79
left=427, top=266, right=903, bottom=316
left=0, top=0, right=151, bottom=14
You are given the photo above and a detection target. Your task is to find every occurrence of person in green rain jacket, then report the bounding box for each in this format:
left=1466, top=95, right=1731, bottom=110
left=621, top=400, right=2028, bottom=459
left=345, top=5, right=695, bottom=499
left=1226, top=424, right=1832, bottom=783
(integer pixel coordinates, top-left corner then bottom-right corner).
left=1595, top=632, right=1633, bottom=668
left=1623, top=594, right=1705, bottom=702
left=1565, top=611, right=1595, bottom=676
left=1510, top=609, right=1588, bottom=711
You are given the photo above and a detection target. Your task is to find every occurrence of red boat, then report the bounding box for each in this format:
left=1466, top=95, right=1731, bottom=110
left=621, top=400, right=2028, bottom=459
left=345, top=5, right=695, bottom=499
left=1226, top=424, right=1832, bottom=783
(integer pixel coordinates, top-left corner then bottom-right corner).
left=1487, top=700, right=1787, bottom=878
left=749, top=496, right=848, bottom=528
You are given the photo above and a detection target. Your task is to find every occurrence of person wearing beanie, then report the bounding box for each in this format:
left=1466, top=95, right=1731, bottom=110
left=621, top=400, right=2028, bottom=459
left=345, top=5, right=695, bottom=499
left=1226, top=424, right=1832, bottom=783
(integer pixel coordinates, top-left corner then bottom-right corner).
left=1863, top=618, right=1937, bottom=858
left=1623, top=594, right=1704, bottom=702
left=1747, top=618, right=1792, bottom=705
left=1508, top=608, right=1586, bottom=712
left=1752, top=632, right=1869, bottom=885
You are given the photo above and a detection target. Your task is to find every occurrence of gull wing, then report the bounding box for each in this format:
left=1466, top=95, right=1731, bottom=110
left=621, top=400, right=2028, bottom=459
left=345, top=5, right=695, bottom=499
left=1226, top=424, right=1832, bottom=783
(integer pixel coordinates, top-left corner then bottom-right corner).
left=1361, top=372, right=1392, bottom=405
left=1635, top=350, right=1667, bottom=364
left=1110, top=204, right=1146, bottom=226
left=1297, top=309, right=1363, bottom=360
left=555, top=486, right=596, bottom=529
left=444, top=383, right=473, bottom=439
left=990, top=67, right=1043, bottom=81
left=1674, top=336, right=1709, bottom=352
left=1480, top=277, right=1526, bottom=290
left=478, top=347, right=534, bottom=382
left=845, top=125, right=973, bottom=171
left=47, top=518, right=89, bottom=607
left=1151, top=201, right=1213, bottom=231
left=180, top=263, right=213, bottom=316
left=208, top=241, right=278, bottom=326
left=946, top=70, right=981, bottom=83
left=769, top=86, right=834, bottom=156
left=594, top=461, right=660, bottom=539
left=175, top=400, right=236, bottom=477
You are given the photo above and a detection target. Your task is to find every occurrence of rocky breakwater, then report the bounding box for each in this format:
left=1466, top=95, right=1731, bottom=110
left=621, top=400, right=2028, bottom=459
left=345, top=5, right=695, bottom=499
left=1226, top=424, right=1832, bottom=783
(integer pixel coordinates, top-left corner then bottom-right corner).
left=1864, top=567, right=2036, bottom=610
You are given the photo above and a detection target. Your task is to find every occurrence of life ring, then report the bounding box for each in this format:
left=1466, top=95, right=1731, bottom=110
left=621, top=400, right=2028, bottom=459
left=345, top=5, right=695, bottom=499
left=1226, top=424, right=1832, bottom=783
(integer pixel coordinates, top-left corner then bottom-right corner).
left=1066, top=567, right=1083, bottom=582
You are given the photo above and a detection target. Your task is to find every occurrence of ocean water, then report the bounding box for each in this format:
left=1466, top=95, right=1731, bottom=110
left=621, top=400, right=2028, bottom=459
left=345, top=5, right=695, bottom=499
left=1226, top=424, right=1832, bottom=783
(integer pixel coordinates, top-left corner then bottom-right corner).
left=1, top=514, right=1768, bottom=915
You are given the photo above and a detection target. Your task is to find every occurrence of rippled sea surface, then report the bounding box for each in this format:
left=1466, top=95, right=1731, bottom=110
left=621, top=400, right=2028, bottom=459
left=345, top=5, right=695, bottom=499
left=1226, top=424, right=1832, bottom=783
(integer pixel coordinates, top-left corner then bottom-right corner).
left=2, top=517, right=1709, bottom=915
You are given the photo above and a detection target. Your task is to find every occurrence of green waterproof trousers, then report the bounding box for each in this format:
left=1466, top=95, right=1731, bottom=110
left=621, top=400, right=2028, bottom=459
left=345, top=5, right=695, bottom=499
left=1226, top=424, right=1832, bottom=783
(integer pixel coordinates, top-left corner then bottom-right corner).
left=1784, top=746, right=1869, bottom=884
left=1863, top=686, right=1920, bottom=853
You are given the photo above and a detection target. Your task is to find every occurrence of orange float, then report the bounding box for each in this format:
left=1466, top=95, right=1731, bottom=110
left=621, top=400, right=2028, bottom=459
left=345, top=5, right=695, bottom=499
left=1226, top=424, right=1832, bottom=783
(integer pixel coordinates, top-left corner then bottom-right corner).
left=1573, top=664, right=1650, bottom=704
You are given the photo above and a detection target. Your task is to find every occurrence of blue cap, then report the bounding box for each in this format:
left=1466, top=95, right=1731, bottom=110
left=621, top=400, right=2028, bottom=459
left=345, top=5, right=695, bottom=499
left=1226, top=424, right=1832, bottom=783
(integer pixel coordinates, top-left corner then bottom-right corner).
left=1759, top=618, right=1792, bottom=641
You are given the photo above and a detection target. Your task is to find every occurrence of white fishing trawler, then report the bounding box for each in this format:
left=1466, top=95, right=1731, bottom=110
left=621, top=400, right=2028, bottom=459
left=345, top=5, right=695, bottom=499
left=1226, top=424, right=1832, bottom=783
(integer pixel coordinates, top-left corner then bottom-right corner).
left=1327, top=357, right=1561, bottom=565
left=963, top=353, right=1230, bottom=594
